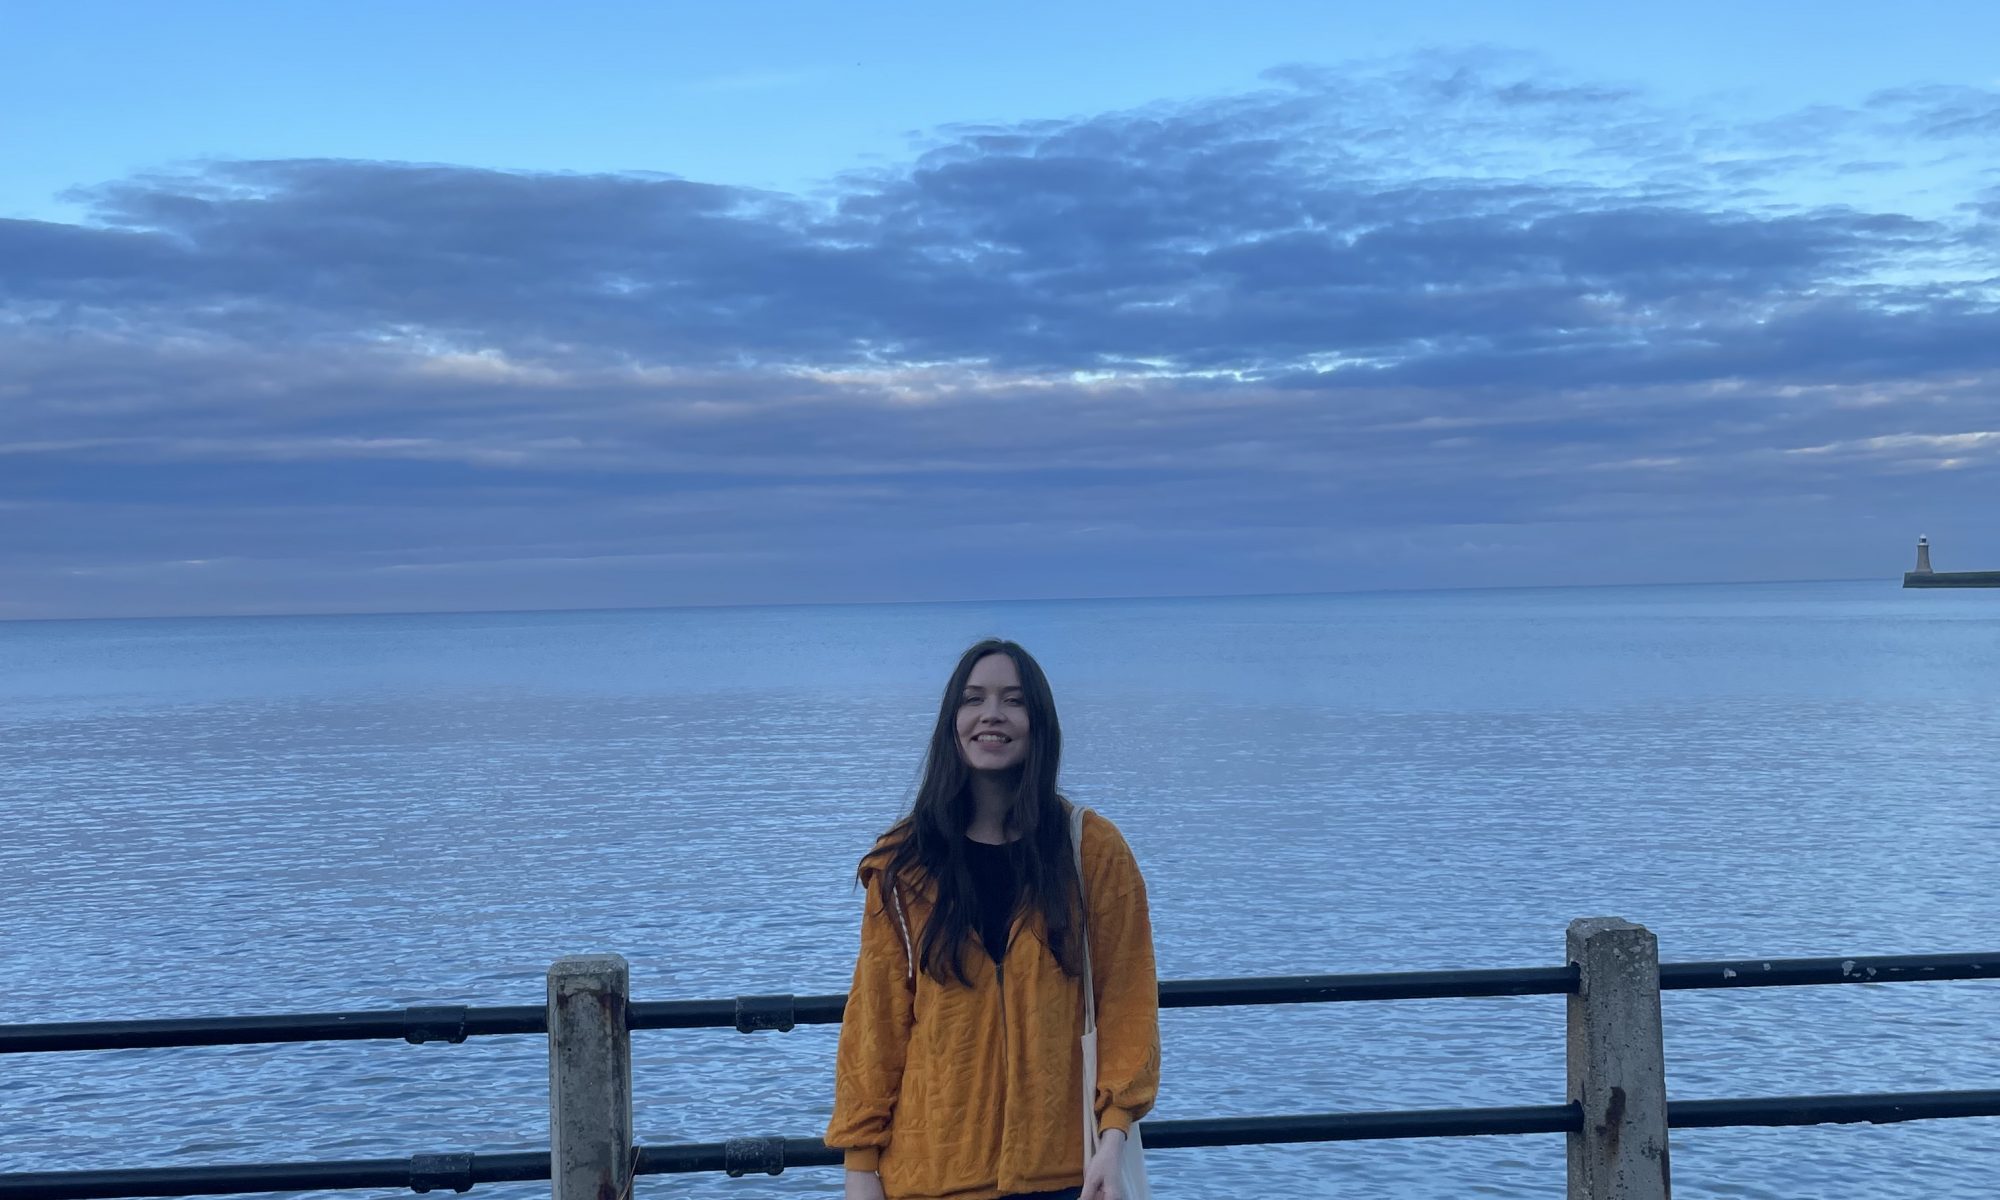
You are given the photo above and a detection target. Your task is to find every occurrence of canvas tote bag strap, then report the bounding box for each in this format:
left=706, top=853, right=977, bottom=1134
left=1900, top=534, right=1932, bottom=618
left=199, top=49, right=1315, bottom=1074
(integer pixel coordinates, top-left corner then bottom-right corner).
left=1071, top=802, right=1155, bottom=1199
left=1071, top=803, right=1097, bottom=1034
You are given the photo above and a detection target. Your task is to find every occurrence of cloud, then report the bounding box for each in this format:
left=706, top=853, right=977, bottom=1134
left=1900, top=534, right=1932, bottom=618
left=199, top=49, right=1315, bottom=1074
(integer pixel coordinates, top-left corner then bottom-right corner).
left=1868, top=84, right=2000, bottom=139
left=1785, top=429, right=2000, bottom=462
left=3, top=52, right=1998, bottom=616
left=9, top=84, right=1990, bottom=387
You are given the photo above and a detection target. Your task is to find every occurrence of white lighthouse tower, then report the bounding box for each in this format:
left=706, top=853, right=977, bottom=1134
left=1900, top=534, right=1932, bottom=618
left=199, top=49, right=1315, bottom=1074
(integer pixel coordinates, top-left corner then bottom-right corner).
left=1914, top=536, right=1934, bottom=574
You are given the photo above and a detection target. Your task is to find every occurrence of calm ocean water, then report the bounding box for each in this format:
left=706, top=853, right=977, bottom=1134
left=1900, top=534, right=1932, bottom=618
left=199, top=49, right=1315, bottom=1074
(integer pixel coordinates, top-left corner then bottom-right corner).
left=2, top=580, right=1996, bottom=1200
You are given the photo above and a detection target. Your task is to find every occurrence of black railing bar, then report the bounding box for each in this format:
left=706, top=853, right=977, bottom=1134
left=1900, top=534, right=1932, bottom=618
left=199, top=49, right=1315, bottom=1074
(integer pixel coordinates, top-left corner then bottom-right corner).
left=0, top=1105, right=1580, bottom=1199
left=10, top=1090, right=2000, bottom=1198
left=0, top=1150, right=548, bottom=1200
left=1668, top=1089, right=2000, bottom=1128
left=1661, top=952, right=2000, bottom=990
left=0, top=966, right=1580, bottom=1051
left=1149, top=1103, right=1583, bottom=1148
left=634, top=965, right=1586, bottom=1033
left=0, top=1006, right=547, bottom=1055
left=9, top=950, right=1996, bottom=1055
left=630, top=1089, right=2000, bottom=1175
left=640, top=950, right=2000, bottom=1031
left=637, top=1104, right=1584, bottom=1177
left=1160, top=966, right=1579, bottom=1007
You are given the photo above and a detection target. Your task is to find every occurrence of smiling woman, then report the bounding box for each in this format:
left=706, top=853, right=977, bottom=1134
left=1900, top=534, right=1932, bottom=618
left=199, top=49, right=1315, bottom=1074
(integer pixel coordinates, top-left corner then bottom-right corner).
left=826, top=638, right=1160, bottom=1200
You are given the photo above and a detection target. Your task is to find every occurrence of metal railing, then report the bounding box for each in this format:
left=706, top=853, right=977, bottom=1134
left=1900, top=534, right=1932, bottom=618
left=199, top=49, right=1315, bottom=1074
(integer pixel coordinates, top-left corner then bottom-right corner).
left=1, top=927, right=1994, bottom=1200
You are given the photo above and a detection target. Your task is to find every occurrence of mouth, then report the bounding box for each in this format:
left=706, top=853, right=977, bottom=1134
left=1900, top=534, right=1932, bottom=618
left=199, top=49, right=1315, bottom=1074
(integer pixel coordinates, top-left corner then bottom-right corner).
left=969, top=733, right=1013, bottom=746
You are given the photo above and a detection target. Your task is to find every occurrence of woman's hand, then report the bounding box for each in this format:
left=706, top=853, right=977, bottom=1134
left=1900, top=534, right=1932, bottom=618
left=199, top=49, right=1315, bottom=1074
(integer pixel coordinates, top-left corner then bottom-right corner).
left=1079, top=1127, right=1128, bottom=1200
left=844, top=1169, right=887, bottom=1200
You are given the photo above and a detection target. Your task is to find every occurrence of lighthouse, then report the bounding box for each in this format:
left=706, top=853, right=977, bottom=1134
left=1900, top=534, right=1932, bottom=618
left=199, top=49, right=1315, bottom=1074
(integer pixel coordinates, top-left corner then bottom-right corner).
left=1905, top=535, right=1999, bottom=586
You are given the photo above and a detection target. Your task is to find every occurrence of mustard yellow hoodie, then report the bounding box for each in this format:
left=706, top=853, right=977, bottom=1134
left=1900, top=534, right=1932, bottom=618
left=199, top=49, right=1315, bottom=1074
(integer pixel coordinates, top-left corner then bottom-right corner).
left=826, top=808, right=1160, bottom=1200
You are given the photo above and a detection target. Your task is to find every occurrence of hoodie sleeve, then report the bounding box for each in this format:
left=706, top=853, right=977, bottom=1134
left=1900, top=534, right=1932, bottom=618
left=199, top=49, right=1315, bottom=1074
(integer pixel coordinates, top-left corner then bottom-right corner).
left=1085, top=815, right=1161, bottom=1134
left=824, top=871, right=916, bottom=1171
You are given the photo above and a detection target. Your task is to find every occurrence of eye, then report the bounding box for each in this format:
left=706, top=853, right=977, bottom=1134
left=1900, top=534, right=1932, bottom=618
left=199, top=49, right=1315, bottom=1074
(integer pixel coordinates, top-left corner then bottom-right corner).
left=1005, top=696, right=1024, bottom=706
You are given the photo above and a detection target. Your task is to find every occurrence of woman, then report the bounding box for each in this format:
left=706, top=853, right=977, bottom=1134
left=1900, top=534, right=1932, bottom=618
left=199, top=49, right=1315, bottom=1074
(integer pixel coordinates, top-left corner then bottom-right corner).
left=827, top=639, right=1160, bottom=1200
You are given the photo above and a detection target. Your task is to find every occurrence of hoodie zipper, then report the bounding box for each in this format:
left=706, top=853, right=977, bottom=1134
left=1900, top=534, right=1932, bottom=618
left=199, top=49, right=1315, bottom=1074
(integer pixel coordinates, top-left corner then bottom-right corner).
left=995, top=955, right=1007, bottom=1060
left=994, top=917, right=1015, bottom=1189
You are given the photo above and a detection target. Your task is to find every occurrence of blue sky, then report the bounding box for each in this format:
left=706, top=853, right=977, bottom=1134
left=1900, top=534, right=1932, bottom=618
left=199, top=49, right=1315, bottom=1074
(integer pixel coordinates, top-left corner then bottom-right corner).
left=3, top=1, right=1998, bottom=618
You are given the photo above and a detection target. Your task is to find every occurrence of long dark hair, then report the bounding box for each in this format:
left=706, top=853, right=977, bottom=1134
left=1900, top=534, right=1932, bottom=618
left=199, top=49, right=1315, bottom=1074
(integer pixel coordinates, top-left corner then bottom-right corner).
left=869, top=639, right=1083, bottom=987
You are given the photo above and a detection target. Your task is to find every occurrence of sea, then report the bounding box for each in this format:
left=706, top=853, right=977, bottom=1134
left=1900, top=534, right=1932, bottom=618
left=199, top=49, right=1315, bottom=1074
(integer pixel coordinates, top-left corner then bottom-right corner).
left=2, top=580, right=1995, bottom=1200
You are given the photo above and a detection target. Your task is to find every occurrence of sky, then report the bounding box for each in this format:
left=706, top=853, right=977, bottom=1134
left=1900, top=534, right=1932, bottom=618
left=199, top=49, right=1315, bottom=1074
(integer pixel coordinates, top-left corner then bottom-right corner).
left=3, top=0, right=1998, bottom=619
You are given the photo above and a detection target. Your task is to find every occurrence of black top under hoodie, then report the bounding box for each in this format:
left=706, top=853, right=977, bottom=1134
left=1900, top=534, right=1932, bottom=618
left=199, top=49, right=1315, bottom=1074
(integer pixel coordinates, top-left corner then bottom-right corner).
left=963, top=837, right=1019, bottom=964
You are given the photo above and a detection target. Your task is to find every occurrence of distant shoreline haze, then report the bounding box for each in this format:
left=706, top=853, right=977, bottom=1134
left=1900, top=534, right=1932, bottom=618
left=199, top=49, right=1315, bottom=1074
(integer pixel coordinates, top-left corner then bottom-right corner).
left=0, top=573, right=1901, bottom=625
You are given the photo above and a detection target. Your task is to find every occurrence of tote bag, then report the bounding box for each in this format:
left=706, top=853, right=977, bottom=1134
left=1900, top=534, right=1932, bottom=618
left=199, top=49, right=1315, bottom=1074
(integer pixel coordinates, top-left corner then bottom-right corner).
left=1071, top=804, right=1154, bottom=1200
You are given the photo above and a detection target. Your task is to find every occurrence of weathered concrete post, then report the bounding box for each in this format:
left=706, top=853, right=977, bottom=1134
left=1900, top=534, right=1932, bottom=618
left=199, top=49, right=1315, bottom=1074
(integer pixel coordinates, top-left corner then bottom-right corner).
left=548, top=954, right=633, bottom=1200
left=1566, top=918, right=1670, bottom=1200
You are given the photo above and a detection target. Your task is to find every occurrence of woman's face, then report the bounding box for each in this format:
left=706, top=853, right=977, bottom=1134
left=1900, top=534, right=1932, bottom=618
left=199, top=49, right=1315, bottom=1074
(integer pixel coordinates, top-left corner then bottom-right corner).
left=955, top=653, right=1030, bottom=771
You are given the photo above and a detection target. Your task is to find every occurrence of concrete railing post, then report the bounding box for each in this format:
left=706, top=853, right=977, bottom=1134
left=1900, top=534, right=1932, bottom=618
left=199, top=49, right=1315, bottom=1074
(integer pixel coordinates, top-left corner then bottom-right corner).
left=1566, top=917, right=1671, bottom=1200
left=548, top=954, right=633, bottom=1200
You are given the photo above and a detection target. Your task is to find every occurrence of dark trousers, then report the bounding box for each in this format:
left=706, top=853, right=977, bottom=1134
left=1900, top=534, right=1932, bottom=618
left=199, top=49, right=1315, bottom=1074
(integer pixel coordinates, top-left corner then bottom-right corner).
left=1003, top=1191, right=1082, bottom=1200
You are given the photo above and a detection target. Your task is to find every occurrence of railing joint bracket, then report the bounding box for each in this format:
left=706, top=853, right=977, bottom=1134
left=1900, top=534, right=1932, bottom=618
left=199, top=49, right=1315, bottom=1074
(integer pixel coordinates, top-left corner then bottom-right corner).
left=735, top=994, right=796, bottom=1034
left=409, top=1150, right=474, bottom=1193
left=404, top=1005, right=469, bottom=1044
left=724, top=1136, right=786, bottom=1177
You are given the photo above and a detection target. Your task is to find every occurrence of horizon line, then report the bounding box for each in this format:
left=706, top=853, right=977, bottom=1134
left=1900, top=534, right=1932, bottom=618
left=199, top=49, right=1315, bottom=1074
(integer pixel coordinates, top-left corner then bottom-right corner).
left=0, top=574, right=1893, bottom=626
